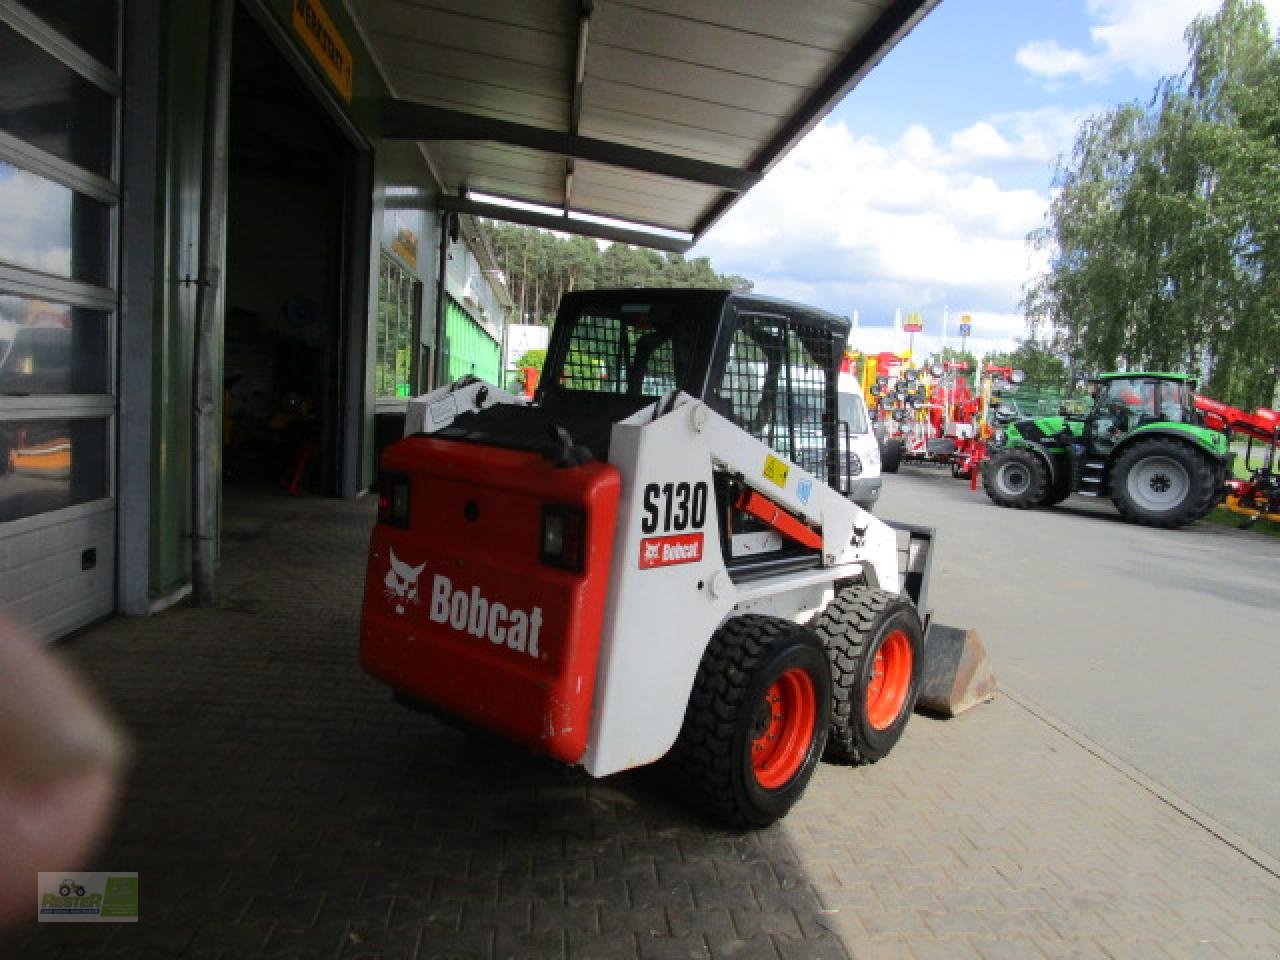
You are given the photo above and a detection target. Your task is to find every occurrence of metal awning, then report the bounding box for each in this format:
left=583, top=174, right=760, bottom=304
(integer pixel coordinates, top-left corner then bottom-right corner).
left=347, top=0, right=939, bottom=251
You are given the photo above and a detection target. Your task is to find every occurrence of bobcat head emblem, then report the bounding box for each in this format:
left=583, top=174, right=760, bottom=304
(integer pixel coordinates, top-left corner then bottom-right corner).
left=383, top=548, right=426, bottom=615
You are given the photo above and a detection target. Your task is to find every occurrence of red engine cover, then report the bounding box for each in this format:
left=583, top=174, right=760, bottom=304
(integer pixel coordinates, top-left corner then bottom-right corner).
left=360, top=436, right=621, bottom=764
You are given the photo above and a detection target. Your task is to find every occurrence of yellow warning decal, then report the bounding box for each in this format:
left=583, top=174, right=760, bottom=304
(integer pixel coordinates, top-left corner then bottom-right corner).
left=762, top=455, right=789, bottom=488
left=292, top=0, right=354, bottom=103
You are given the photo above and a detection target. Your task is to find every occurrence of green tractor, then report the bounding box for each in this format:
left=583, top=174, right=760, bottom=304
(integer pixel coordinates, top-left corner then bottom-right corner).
left=982, top=373, right=1231, bottom=528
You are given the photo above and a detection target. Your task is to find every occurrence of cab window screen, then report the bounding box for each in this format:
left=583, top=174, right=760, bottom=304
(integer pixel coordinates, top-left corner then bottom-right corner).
left=716, top=314, right=834, bottom=474
left=558, top=302, right=692, bottom=397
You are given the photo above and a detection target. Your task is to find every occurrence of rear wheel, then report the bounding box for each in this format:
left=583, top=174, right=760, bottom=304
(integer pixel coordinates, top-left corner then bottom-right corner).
left=983, top=448, right=1047, bottom=509
left=667, top=616, right=831, bottom=828
left=1111, top=437, right=1216, bottom=528
left=881, top=438, right=903, bottom=474
left=809, top=587, right=923, bottom=765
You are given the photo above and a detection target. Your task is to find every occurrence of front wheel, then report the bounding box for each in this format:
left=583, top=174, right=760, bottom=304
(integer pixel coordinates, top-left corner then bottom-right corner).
left=982, top=448, right=1048, bottom=509
left=881, top=438, right=903, bottom=474
left=666, top=616, right=831, bottom=828
left=809, top=587, right=923, bottom=765
left=1111, top=437, right=1217, bottom=528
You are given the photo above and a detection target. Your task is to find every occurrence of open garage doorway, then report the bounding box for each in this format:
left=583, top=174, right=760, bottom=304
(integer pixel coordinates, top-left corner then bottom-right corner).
left=221, top=5, right=357, bottom=498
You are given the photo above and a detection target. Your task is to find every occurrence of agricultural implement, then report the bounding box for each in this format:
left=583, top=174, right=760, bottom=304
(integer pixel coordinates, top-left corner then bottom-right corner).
left=866, top=360, right=1023, bottom=479
left=1196, top=396, right=1280, bottom=528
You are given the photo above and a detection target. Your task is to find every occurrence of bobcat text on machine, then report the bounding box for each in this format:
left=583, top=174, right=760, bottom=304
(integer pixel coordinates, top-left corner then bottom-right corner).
left=361, top=289, right=937, bottom=827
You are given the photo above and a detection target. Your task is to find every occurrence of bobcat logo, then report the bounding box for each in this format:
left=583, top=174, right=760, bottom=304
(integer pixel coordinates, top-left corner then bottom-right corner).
left=643, top=542, right=660, bottom=563
left=383, top=549, right=426, bottom=615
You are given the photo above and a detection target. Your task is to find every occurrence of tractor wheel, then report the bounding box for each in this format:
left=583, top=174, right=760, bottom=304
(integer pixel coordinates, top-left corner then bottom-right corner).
left=982, top=448, right=1047, bottom=509
left=59, top=884, right=71, bottom=897
left=881, top=438, right=904, bottom=474
left=1041, top=469, right=1073, bottom=507
left=667, top=615, right=831, bottom=828
left=809, top=587, right=923, bottom=766
left=1111, top=437, right=1216, bottom=528
left=950, top=460, right=967, bottom=479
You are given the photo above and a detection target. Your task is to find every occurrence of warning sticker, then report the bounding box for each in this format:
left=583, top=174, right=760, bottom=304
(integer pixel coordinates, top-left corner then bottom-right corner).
left=639, top=533, right=704, bottom=569
left=762, top=455, right=790, bottom=488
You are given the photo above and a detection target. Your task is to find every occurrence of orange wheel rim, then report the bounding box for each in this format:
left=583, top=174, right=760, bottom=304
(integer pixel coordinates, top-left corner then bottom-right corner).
left=751, top=667, right=818, bottom=789
left=866, top=630, right=913, bottom=730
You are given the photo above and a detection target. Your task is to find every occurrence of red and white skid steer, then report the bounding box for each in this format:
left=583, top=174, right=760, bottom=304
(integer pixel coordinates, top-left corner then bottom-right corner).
left=361, top=289, right=940, bottom=827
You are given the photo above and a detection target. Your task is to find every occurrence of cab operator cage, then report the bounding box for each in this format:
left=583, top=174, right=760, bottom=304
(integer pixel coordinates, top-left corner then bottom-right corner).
left=537, top=289, right=855, bottom=492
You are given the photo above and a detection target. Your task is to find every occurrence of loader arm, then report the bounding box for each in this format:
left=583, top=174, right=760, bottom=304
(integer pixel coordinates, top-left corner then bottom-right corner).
left=583, top=391, right=906, bottom=776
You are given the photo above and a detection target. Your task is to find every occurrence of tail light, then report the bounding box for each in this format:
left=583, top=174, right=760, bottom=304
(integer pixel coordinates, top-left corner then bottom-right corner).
left=541, top=505, right=586, bottom=572
left=378, top=473, right=411, bottom=528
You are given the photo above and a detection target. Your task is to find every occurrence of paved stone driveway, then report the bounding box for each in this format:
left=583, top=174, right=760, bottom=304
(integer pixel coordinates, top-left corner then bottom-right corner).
left=9, top=491, right=1280, bottom=959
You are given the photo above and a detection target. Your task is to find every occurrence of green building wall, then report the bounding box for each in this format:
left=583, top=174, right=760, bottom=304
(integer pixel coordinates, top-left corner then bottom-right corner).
left=444, top=298, right=502, bottom=385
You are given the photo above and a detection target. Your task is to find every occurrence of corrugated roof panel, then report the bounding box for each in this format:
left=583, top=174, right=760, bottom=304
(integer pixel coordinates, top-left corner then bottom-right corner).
left=361, top=0, right=574, bottom=74
left=589, top=5, right=840, bottom=87
left=618, top=0, right=889, bottom=52
left=577, top=105, right=758, bottom=168
left=372, top=34, right=568, bottom=104
left=348, top=0, right=938, bottom=245
left=390, top=69, right=568, bottom=128
left=428, top=142, right=566, bottom=196
left=583, top=45, right=807, bottom=117
left=582, top=76, right=782, bottom=141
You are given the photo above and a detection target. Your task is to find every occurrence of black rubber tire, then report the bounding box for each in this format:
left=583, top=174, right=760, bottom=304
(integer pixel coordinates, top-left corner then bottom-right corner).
left=809, top=587, right=923, bottom=766
left=59, top=884, right=71, bottom=897
left=881, top=438, right=904, bottom=474
left=983, top=448, right=1047, bottom=508
left=666, top=615, right=831, bottom=828
left=1041, top=465, right=1073, bottom=506
left=950, top=460, right=966, bottom=479
left=1111, top=436, right=1217, bottom=528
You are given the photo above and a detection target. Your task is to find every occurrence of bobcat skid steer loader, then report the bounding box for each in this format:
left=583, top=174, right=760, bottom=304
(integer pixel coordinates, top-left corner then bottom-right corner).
left=361, top=289, right=936, bottom=827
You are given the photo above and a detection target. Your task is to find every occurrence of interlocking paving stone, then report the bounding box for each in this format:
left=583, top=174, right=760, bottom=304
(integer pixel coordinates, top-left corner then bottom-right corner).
left=5, top=491, right=1279, bottom=960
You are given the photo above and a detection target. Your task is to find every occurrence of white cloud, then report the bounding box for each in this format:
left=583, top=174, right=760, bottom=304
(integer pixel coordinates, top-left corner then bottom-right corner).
left=0, top=167, right=72, bottom=277
left=693, top=119, right=1050, bottom=344
left=1017, top=0, right=1280, bottom=84
left=948, top=107, right=1099, bottom=167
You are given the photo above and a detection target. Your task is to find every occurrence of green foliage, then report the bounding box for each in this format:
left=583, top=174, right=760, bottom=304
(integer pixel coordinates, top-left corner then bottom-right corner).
left=513, top=348, right=546, bottom=372
left=983, top=338, right=1070, bottom=389
left=479, top=221, right=752, bottom=327
left=1025, top=0, right=1280, bottom=409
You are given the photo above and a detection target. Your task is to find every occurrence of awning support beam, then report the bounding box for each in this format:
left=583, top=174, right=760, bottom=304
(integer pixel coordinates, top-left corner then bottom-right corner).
left=383, top=99, right=759, bottom=193
left=437, top=194, right=693, bottom=254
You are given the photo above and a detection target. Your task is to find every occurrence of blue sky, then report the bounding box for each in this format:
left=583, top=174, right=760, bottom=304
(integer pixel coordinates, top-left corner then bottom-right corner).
left=692, top=0, right=1280, bottom=360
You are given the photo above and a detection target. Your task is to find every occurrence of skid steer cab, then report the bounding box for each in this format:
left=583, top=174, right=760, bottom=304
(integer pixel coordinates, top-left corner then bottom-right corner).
left=361, top=289, right=936, bottom=827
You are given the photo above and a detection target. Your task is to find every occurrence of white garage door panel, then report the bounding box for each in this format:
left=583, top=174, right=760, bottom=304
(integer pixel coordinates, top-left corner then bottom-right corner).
left=0, top=507, right=115, bottom=639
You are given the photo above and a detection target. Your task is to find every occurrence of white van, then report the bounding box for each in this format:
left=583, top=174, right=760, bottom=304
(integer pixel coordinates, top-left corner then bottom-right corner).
left=838, top=373, right=882, bottom=512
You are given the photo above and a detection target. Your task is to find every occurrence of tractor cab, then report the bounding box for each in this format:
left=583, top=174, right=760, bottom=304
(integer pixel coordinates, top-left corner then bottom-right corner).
left=1083, top=374, right=1197, bottom=457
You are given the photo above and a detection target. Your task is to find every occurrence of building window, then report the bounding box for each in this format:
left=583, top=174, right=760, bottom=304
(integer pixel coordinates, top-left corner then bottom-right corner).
left=375, top=252, right=419, bottom=399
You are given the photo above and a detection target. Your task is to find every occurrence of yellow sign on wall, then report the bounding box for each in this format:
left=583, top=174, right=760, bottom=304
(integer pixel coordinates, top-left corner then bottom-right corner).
left=291, top=0, right=353, bottom=103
